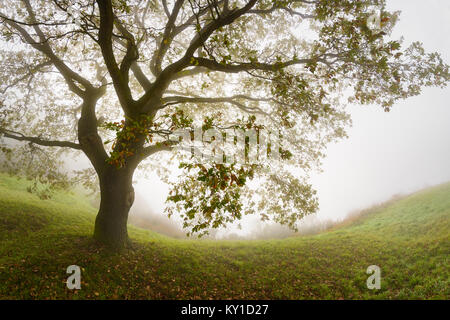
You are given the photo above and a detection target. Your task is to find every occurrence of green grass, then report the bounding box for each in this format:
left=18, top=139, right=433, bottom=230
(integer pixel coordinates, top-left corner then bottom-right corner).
left=0, top=172, right=449, bottom=299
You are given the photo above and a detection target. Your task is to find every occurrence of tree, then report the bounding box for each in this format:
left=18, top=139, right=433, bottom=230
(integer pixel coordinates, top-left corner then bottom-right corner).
left=0, top=0, right=448, bottom=248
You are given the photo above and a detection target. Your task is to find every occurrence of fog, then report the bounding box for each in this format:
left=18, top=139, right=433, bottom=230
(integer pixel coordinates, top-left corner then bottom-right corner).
left=68, top=1, right=450, bottom=239
left=311, top=0, right=450, bottom=222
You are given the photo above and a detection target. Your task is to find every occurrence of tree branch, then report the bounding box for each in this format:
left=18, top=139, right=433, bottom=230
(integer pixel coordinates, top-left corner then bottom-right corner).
left=248, top=0, right=317, bottom=19
left=112, top=21, right=153, bottom=91
left=3, top=1, right=94, bottom=97
left=140, top=141, right=177, bottom=159
left=150, top=0, right=185, bottom=76
left=77, top=91, right=109, bottom=174
left=0, top=60, right=52, bottom=94
left=136, top=0, right=258, bottom=113
left=162, top=95, right=271, bottom=117
left=0, top=129, right=81, bottom=149
left=96, top=0, right=135, bottom=113
left=192, top=56, right=313, bottom=73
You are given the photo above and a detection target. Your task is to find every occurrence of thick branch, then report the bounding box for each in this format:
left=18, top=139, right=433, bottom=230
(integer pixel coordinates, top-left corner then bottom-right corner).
left=193, top=57, right=313, bottom=73
left=183, top=0, right=258, bottom=61
left=112, top=23, right=153, bottom=91
left=96, top=0, right=135, bottom=113
left=131, top=62, right=153, bottom=91
left=150, top=0, right=185, bottom=76
left=172, top=66, right=209, bottom=80
left=1, top=129, right=81, bottom=149
left=114, top=16, right=139, bottom=81
left=140, top=141, right=178, bottom=159
left=77, top=90, right=109, bottom=174
left=136, top=0, right=258, bottom=113
left=150, top=0, right=226, bottom=77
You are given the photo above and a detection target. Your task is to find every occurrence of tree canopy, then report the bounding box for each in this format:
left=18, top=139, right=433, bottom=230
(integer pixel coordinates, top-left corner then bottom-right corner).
left=0, top=0, right=448, bottom=239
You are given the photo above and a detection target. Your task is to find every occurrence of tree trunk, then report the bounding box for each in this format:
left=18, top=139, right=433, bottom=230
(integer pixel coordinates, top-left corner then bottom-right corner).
left=94, top=166, right=135, bottom=249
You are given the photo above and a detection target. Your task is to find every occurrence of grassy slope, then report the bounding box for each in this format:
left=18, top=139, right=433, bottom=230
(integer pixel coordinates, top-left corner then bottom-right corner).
left=0, top=173, right=449, bottom=300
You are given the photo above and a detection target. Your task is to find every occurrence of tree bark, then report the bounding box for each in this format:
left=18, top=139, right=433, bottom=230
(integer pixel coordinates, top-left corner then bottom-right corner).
left=94, top=166, right=135, bottom=249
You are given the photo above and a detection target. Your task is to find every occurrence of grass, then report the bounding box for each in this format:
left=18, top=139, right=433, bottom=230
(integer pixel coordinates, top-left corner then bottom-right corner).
left=0, top=172, right=449, bottom=299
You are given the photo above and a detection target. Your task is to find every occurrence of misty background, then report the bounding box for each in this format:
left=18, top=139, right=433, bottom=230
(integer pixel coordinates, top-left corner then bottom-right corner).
left=66, top=0, right=450, bottom=239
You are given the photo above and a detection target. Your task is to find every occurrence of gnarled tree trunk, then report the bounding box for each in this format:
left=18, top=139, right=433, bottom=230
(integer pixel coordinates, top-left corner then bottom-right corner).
left=94, top=166, right=135, bottom=249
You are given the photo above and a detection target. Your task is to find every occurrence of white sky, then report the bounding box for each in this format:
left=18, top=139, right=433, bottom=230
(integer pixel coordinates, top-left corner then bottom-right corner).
left=310, top=0, right=450, bottom=221
left=131, top=0, right=450, bottom=237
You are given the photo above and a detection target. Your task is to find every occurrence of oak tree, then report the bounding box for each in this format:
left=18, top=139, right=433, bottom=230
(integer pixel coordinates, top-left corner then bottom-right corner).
left=0, top=0, right=448, bottom=248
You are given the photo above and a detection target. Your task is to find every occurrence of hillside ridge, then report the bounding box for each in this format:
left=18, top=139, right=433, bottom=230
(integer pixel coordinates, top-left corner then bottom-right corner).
left=0, top=174, right=448, bottom=299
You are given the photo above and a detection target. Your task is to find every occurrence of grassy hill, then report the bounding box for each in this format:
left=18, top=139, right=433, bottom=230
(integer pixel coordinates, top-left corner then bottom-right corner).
left=0, top=173, right=449, bottom=299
